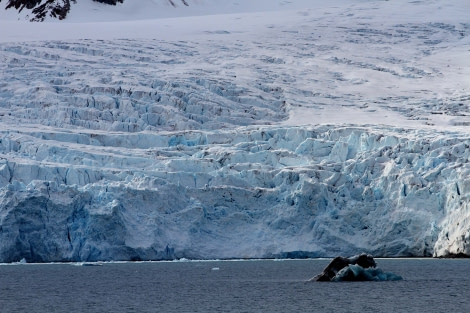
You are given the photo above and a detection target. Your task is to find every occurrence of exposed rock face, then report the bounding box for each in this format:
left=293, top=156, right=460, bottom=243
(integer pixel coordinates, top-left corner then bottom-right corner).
left=5, top=0, right=42, bottom=11
left=31, top=0, right=71, bottom=21
left=4, top=0, right=41, bottom=12
left=1, top=0, right=124, bottom=21
left=1, top=0, right=195, bottom=21
left=2, top=0, right=72, bottom=20
left=93, top=0, right=123, bottom=5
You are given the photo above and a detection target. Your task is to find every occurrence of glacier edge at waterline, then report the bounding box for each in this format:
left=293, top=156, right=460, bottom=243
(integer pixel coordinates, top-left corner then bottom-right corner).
left=1, top=125, right=469, bottom=262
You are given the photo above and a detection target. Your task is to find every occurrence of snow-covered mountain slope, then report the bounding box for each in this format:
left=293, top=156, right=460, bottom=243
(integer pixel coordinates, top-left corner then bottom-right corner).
left=0, top=0, right=334, bottom=22
left=0, top=0, right=470, bottom=262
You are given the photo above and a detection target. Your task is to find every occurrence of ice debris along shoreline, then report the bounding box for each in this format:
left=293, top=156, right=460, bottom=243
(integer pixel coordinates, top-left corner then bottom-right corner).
left=1, top=124, right=470, bottom=262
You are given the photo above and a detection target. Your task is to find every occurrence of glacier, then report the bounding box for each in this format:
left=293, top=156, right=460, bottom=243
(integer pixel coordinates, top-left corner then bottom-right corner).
left=2, top=124, right=470, bottom=262
left=0, top=0, right=470, bottom=262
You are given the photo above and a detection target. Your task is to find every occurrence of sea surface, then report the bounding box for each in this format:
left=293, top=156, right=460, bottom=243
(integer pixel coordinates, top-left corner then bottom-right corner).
left=0, top=258, right=469, bottom=312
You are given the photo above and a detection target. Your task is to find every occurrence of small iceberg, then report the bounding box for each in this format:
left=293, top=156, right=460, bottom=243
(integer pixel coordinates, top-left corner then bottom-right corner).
left=332, top=264, right=403, bottom=282
left=73, top=262, right=104, bottom=267
left=11, top=258, right=28, bottom=265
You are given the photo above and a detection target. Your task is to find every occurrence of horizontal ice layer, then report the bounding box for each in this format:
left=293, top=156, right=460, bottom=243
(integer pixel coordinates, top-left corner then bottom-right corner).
left=1, top=125, right=469, bottom=262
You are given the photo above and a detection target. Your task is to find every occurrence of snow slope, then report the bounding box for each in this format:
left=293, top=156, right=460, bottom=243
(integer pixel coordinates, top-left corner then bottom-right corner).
left=0, top=0, right=346, bottom=22
left=0, top=0, right=470, bottom=262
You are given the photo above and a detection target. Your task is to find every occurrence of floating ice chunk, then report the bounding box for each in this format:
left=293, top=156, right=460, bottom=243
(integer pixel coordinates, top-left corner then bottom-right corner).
left=332, top=264, right=403, bottom=282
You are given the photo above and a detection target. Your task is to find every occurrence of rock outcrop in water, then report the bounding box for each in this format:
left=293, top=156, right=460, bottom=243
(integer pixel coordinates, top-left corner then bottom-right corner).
left=310, top=254, right=402, bottom=282
left=311, top=253, right=376, bottom=281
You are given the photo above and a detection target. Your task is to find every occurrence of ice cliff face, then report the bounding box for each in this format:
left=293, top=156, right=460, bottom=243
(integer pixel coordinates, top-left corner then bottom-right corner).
left=1, top=123, right=470, bottom=262
left=1, top=0, right=470, bottom=262
left=0, top=122, right=470, bottom=262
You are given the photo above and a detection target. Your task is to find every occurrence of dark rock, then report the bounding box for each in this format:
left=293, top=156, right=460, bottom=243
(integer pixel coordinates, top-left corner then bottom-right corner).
left=2, top=0, right=73, bottom=21
left=2, top=0, right=191, bottom=21
left=1, top=0, right=124, bottom=21
left=92, top=0, right=123, bottom=5
left=31, top=0, right=71, bottom=21
left=311, top=253, right=376, bottom=281
left=5, top=0, right=42, bottom=11
left=441, top=252, right=470, bottom=258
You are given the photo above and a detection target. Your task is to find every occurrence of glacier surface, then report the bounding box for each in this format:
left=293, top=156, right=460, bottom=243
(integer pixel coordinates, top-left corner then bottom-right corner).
left=0, top=0, right=470, bottom=262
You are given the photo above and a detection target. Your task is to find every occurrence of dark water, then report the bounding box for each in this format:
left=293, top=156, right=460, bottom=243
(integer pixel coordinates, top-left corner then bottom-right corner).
left=1, top=259, right=470, bottom=313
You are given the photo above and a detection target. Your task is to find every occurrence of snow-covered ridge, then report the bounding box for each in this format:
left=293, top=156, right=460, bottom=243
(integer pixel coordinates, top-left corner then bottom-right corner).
left=0, top=0, right=470, bottom=262
left=0, top=0, right=327, bottom=22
